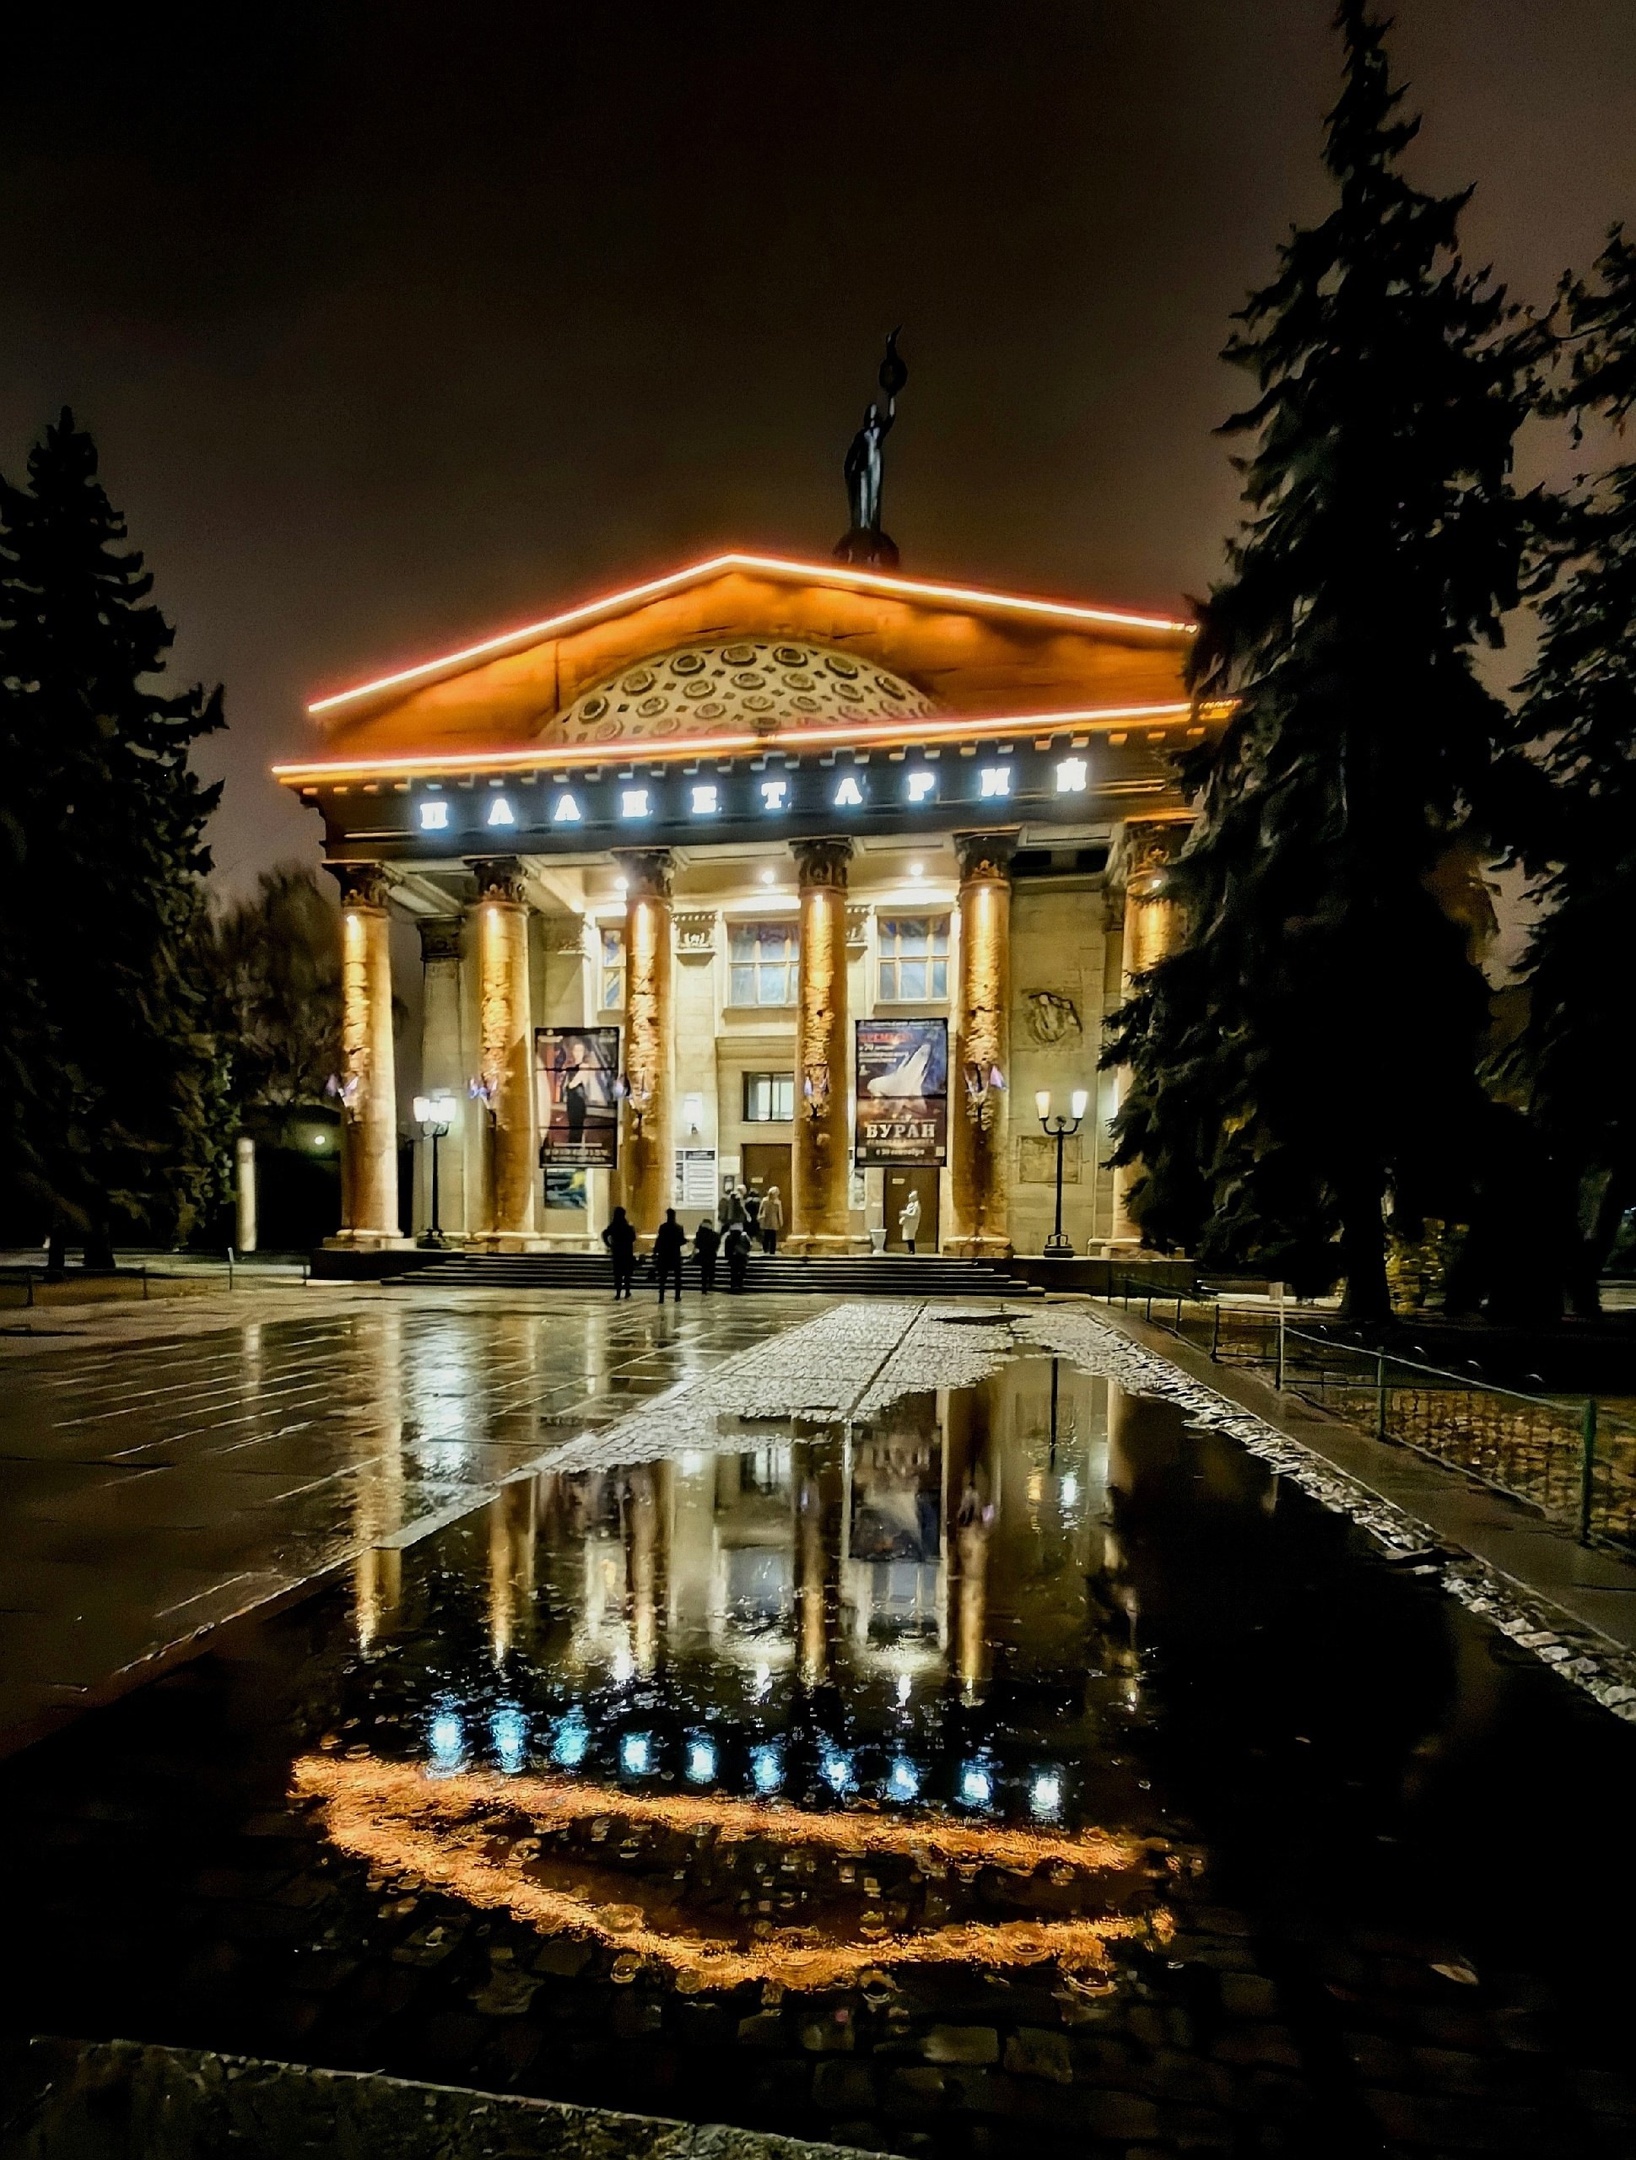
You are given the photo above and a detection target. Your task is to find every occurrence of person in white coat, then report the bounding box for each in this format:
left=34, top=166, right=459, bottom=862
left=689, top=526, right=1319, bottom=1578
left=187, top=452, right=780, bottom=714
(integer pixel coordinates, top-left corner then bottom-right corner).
left=759, top=1184, right=784, bottom=1255
left=898, top=1190, right=922, bottom=1254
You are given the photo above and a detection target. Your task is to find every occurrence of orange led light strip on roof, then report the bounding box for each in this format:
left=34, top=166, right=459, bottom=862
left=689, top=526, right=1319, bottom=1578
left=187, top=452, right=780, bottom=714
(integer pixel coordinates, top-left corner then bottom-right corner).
left=306, top=552, right=1196, bottom=716
left=274, top=700, right=1224, bottom=787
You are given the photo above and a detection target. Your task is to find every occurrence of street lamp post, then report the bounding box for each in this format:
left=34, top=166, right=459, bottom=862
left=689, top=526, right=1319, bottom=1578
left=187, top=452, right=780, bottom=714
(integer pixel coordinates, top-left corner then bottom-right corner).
left=413, top=1090, right=458, bottom=1247
left=1035, top=1088, right=1089, bottom=1255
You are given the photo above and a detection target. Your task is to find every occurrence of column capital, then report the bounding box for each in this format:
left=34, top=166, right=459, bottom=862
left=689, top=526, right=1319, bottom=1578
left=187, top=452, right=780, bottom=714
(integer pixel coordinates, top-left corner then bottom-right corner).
left=953, top=828, right=1020, bottom=885
left=466, top=855, right=529, bottom=905
left=417, top=917, right=465, bottom=965
left=330, top=860, right=392, bottom=910
left=1107, top=817, right=1188, bottom=903
left=611, top=847, right=674, bottom=901
left=791, top=835, right=854, bottom=889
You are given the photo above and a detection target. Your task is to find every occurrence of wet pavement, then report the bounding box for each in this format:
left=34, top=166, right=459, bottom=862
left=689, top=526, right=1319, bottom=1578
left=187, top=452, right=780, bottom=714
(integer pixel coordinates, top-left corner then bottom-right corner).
left=2, top=1300, right=1635, bottom=2157
left=0, top=1288, right=817, bottom=1745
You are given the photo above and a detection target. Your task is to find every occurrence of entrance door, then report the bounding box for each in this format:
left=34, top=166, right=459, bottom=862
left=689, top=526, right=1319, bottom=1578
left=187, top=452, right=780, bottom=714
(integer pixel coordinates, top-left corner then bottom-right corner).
left=885, top=1167, right=940, bottom=1252
left=741, top=1143, right=792, bottom=1215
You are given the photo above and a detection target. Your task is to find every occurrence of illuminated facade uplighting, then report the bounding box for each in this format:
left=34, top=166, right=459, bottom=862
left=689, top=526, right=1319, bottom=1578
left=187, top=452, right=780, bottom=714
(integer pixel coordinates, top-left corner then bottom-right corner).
left=490, top=1707, right=527, bottom=1774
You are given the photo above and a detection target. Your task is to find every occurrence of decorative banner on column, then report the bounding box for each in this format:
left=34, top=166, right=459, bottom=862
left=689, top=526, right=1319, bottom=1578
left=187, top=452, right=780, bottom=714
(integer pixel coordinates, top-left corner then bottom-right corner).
left=536, top=1027, right=620, bottom=1168
left=854, top=1017, right=948, bottom=1165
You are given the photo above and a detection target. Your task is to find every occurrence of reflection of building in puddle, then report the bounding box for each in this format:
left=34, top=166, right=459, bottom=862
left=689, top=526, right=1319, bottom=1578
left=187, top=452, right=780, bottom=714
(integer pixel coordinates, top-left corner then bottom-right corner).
left=845, top=1396, right=944, bottom=1659
left=353, top=1308, right=406, bottom=1649
left=489, top=1475, right=539, bottom=1665
left=296, top=1754, right=1169, bottom=1991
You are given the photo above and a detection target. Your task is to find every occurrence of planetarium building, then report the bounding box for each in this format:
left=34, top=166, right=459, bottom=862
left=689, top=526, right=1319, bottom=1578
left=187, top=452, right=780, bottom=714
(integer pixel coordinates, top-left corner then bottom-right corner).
left=277, top=553, right=1213, bottom=1260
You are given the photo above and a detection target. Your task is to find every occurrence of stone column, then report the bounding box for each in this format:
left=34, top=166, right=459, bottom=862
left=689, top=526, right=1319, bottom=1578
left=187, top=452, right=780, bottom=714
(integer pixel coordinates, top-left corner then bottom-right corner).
left=948, top=829, right=1017, bottom=1260
left=417, top=918, right=467, bottom=1239
left=468, top=857, right=539, bottom=1250
left=613, top=848, right=674, bottom=1239
left=790, top=836, right=857, bottom=1255
left=331, top=862, right=403, bottom=1246
left=1109, top=819, right=1187, bottom=1244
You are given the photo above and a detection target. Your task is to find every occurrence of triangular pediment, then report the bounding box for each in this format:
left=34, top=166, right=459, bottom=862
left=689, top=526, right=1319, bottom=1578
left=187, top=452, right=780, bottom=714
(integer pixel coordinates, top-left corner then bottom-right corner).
left=297, top=554, right=1194, bottom=771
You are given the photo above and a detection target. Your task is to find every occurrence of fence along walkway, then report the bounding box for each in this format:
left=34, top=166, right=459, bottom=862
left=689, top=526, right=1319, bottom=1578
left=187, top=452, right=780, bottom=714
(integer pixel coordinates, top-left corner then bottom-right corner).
left=1100, top=1276, right=1636, bottom=1555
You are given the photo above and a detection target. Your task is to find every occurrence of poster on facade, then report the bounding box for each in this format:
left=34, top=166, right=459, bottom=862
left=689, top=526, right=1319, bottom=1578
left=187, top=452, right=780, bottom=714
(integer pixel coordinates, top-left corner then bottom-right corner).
left=854, top=1017, right=948, bottom=1165
left=536, top=1026, right=620, bottom=1168
left=674, top=1148, right=718, bottom=1208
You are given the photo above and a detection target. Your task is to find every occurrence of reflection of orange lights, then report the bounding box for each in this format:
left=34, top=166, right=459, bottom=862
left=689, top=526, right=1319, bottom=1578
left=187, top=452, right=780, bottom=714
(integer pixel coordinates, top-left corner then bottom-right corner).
left=295, top=1756, right=1165, bottom=1991
left=306, top=553, right=1196, bottom=717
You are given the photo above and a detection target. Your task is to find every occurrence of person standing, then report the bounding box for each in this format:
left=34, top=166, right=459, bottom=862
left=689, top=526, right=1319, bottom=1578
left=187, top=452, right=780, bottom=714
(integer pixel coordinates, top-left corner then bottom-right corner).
left=602, top=1206, right=637, bottom=1299
left=653, top=1208, right=687, bottom=1303
left=693, top=1216, right=720, bottom=1293
left=725, top=1220, right=751, bottom=1292
left=759, top=1183, right=783, bottom=1255
left=723, top=1183, right=747, bottom=1230
left=744, top=1185, right=763, bottom=1240
left=898, top=1189, right=921, bottom=1255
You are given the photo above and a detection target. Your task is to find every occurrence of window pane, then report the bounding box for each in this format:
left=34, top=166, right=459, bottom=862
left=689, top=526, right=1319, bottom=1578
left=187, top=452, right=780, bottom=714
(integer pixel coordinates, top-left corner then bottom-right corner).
left=901, top=958, right=927, bottom=1001
left=730, top=964, right=757, bottom=1006
left=930, top=957, right=948, bottom=999
left=773, top=1075, right=793, bottom=1120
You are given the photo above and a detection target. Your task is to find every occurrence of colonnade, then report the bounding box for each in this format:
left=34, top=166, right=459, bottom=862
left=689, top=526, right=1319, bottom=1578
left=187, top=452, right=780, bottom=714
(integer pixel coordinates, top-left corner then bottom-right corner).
left=329, top=817, right=1186, bottom=1255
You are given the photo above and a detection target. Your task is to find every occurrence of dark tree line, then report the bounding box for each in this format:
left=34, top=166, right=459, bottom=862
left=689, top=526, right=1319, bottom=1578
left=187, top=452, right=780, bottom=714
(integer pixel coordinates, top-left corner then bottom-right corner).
left=0, top=413, right=227, bottom=1267
left=1108, top=1, right=1636, bottom=1321
left=0, top=414, right=341, bottom=1267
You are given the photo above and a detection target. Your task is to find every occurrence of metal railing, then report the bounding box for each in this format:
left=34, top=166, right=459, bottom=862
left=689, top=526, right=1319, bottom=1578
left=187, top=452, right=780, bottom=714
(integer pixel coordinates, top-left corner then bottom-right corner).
left=0, top=1249, right=311, bottom=1311
left=1100, top=1272, right=1636, bottom=1555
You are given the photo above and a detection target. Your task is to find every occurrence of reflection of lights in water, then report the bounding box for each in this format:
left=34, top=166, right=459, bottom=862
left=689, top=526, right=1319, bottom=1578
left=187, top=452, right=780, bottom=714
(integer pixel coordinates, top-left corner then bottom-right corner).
left=490, top=1707, right=527, bottom=1774
left=895, top=1672, right=911, bottom=1707
left=551, top=1712, right=589, bottom=1768
left=297, top=1755, right=1161, bottom=1993
left=959, top=1761, right=993, bottom=1807
left=820, top=1748, right=855, bottom=1795
left=620, top=1731, right=653, bottom=1776
left=750, top=1743, right=782, bottom=1794
left=611, top=1644, right=636, bottom=1686
left=686, top=1736, right=717, bottom=1784
left=428, top=1709, right=465, bottom=1772
left=887, top=1756, right=920, bottom=1801
left=1060, top=1473, right=1079, bottom=1508
left=750, top=1662, right=772, bottom=1703
left=1031, top=1769, right=1063, bottom=1819
left=1027, top=1469, right=1044, bottom=1505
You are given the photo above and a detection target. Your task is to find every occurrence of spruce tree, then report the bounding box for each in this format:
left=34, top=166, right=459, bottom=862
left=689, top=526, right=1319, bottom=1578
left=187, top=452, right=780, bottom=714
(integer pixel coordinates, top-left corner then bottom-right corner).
left=1502, top=229, right=1636, bottom=1314
left=1104, top=1, right=1533, bottom=1317
left=0, top=411, right=227, bottom=1264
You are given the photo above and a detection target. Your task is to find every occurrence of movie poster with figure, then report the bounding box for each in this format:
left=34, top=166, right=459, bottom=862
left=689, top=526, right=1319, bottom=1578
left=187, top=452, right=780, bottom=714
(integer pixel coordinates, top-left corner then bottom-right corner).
left=854, top=1017, right=947, bottom=1165
left=536, top=1026, right=620, bottom=1168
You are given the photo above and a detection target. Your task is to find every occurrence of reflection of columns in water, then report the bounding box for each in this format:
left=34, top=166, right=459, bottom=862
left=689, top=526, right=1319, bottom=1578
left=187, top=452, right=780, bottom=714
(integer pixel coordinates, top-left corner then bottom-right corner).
left=489, top=1474, right=538, bottom=1663
left=614, top=849, right=674, bottom=1236
left=944, top=1380, right=996, bottom=1697
left=469, top=858, right=538, bottom=1248
left=626, top=1464, right=664, bottom=1677
left=332, top=863, right=402, bottom=1244
left=1100, top=1381, right=1142, bottom=1652
left=353, top=1305, right=406, bottom=1648
left=793, top=1434, right=842, bottom=1689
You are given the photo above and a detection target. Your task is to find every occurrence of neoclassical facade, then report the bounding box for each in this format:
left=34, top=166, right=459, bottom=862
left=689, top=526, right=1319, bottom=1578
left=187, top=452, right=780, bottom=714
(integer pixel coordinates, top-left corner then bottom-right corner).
left=278, top=554, right=1213, bottom=1256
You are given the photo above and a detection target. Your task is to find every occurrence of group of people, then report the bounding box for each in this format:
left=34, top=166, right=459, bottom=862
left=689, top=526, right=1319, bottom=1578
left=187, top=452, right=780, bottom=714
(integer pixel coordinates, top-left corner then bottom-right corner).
left=600, top=1182, right=784, bottom=1302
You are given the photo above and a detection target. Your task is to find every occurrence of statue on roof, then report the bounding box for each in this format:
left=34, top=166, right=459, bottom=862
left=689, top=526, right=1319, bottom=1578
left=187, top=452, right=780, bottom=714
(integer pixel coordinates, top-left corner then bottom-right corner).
left=835, top=330, right=907, bottom=569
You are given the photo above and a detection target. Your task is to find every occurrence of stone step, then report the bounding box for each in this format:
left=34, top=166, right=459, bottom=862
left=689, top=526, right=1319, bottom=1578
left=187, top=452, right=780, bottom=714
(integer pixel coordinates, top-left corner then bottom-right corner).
left=400, top=1251, right=1041, bottom=1297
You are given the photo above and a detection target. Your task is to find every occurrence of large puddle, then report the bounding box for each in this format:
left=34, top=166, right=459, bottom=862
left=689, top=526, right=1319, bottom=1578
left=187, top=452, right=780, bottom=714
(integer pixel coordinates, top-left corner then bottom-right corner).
left=4, top=1321, right=1635, bottom=2156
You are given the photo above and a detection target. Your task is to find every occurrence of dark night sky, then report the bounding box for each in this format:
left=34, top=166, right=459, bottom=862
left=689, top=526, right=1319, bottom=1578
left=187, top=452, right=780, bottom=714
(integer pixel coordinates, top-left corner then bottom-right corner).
left=4, top=1, right=1634, bottom=892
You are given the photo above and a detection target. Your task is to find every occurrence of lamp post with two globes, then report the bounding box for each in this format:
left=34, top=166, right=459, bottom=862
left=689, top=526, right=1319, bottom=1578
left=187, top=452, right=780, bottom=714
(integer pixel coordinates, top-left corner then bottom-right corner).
left=1035, top=1088, right=1089, bottom=1255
